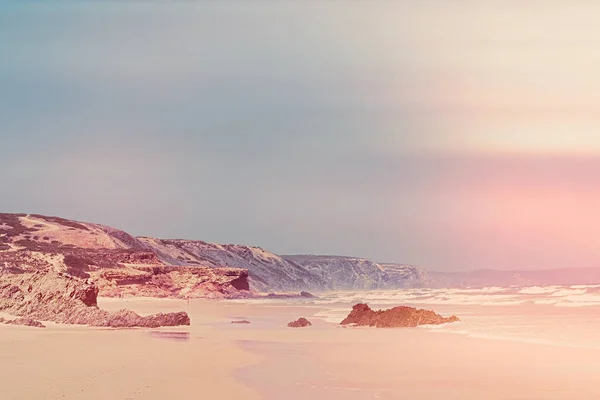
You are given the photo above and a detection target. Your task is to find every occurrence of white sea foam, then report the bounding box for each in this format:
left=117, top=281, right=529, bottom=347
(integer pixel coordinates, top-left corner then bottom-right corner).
left=560, top=293, right=600, bottom=303
left=403, top=294, right=523, bottom=306
left=518, top=286, right=560, bottom=295
left=533, top=298, right=561, bottom=305
left=549, top=288, right=587, bottom=297
left=570, top=284, right=600, bottom=289
left=312, top=288, right=525, bottom=307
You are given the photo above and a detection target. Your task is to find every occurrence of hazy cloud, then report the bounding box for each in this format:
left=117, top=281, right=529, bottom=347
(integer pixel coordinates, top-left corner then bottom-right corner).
left=3, top=1, right=600, bottom=271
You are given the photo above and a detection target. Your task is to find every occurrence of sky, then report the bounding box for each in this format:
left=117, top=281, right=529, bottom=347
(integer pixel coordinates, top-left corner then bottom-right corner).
left=2, top=1, right=600, bottom=271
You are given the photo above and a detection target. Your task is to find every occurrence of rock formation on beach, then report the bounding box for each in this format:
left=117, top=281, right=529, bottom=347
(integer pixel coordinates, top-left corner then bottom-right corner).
left=0, top=317, right=46, bottom=328
left=340, top=303, right=459, bottom=328
left=0, top=270, right=190, bottom=328
left=287, top=317, right=312, bottom=328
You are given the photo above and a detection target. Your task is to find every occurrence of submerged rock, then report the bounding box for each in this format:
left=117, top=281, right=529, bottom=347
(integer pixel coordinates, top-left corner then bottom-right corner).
left=287, top=317, right=312, bottom=328
left=340, top=303, right=459, bottom=328
left=266, top=291, right=317, bottom=299
left=0, top=270, right=190, bottom=328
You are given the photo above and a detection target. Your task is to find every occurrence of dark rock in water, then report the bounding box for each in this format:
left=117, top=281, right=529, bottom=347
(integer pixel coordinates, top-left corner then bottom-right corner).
left=267, top=293, right=291, bottom=299
left=287, top=317, right=312, bottom=328
left=340, top=303, right=459, bottom=328
left=266, top=291, right=317, bottom=299
left=0, top=317, right=46, bottom=328
left=231, top=320, right=251, bottom=324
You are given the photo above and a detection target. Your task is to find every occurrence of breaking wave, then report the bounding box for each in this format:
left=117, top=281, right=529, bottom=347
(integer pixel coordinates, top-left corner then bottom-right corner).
left=226, top=283, right=600, bottom=350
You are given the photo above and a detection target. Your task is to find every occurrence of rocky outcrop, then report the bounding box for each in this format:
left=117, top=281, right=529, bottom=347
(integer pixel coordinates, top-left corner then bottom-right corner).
left=92, top=266, right=252, bottom=299
left=340, top=303, right=459, bottom=328
left=287, top=317, right=312, bottom=328
left=97, top=309, right=190, bottom=328
left=0, top=270, right=190, bottom=328
left=0, top=317, right=46, bottom=328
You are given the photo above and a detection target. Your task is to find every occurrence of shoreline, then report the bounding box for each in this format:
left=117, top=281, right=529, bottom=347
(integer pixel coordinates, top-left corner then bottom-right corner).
left=4, top=297, right=600, bottom=399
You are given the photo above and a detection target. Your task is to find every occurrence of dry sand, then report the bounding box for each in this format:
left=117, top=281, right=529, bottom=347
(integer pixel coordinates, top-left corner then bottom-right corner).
left=2, top=298, right=600, bottom=399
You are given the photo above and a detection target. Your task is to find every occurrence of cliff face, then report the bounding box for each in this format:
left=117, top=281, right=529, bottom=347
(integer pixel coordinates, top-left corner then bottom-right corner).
left=93, top=266, right=251, bottom=299
left=378, top=263, right=433, bottom=288
left=0, top=214, right=251, bottom=299
left=0, top=270, right=190, bottom=327
left=0, top=213, right=429, bottom=294
left=282, top=255, right=432, bottom=290
left=138, top=238, right=329, bottom=292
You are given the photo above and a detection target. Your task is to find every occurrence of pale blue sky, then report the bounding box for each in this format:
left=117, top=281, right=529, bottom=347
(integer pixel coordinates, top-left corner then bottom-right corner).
left=3, top=1, right=600, bottom=271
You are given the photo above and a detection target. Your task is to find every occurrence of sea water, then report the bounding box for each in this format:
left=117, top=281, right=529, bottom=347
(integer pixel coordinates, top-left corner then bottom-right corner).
left=231, top=284, right=600, bottom=350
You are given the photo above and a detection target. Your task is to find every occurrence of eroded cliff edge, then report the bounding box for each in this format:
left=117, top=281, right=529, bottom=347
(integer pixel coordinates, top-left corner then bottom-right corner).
left=0, top=213, right=252, bottom=299
left=0, top=270, right=190, bottom=328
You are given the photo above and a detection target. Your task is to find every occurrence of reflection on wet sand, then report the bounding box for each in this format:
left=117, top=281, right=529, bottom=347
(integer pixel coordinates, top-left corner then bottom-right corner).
left=149, top=331, right=191, bottom=342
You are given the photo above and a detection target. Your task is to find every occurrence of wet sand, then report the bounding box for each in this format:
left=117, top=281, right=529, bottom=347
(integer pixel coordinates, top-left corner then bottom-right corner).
left=237, top=328, right=600, bottom=400
left=0, top=299, right=262, bottom=400
left=3, top=298, right=600, bottom=399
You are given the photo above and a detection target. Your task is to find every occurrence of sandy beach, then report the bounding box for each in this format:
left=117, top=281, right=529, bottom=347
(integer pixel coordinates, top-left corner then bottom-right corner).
left=3, top=298, right=600, bottom=400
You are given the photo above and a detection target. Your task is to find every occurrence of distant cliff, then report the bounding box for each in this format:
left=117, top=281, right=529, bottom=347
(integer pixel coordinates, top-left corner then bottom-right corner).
left=137, top=238, right=328, bottom=292
left=282, top=255, right=432, bottom=290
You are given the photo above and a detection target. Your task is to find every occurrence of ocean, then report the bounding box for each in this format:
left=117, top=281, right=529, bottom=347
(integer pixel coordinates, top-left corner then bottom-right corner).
left=231, top=284, right=600, bottom=350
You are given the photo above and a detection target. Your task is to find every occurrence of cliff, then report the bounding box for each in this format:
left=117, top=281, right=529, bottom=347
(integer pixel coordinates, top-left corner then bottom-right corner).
left=282, top=255, right=432, bottom=290
left=137, top=238, right=328, bottom=292
left=0, top=213, right=429, bottom=294
left=0, top=213, right=251, bottom=299
left=0, top=270, right=190, bottom=327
